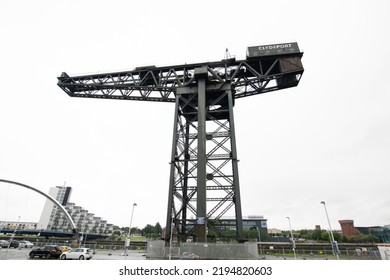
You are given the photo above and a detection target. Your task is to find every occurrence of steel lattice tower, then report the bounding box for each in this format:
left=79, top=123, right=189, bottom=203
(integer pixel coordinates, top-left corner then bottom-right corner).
left=57, top=42, right=304, bottom=243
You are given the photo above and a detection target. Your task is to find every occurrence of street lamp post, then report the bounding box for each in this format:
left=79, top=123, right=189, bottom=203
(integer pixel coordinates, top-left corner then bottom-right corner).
left=256, top=226, right=264, bottom=259
left=124, top=203, right=137, bottom=257
left=320, top=201, right=339, bottom=260
left=169, top=216, right=174, bottom=260
left=83, top=232, right=88, bottom=247
left=286, top=217, right=297, bottom=260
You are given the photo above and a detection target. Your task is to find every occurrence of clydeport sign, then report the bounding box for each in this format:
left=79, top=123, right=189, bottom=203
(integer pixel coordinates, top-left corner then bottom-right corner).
left=247, top=42, right=300, bottom=57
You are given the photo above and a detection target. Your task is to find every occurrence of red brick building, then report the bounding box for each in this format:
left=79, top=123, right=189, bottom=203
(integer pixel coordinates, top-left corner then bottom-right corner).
left=338, top=220, right=360, bottom=237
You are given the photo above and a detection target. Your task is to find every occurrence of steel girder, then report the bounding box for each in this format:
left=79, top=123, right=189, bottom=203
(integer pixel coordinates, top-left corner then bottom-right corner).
left=165, top=81, right=243, bottom=243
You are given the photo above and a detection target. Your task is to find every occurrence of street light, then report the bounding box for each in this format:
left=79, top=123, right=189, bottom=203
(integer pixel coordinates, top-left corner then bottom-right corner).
left=256, top=226, right=264, bottom=259
left=320, top=201, right=339, bottom=259
left=169, top=215, right=174, bottom=260
left=286, top=217, right=297, bottom=260
left=124, top=203, right=137, bottom=257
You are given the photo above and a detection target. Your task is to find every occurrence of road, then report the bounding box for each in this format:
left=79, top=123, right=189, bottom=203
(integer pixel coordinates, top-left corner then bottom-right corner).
left=0, top=247, right=146, bottom=260
left=1, top=247, right=380, bottom=260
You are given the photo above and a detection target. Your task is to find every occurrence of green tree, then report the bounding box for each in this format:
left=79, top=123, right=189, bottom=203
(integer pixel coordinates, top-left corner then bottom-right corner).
left=141, top=223, right=163, bottom=239
left=155, top=222, right=162, bottom=236
left=142, top=224, right=155, bottom=235
left=243, top=230, right=258, bottom=240
left=332, top=231, right=342, bottom=242
left=310, top=229, right=323, bottom=241
left=122, top=226, right=139, bottom=235
left=347, top=234, right=379, bottom=243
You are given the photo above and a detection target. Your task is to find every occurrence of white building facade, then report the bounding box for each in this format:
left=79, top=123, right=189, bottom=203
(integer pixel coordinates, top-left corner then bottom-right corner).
left=38, top=186, right=115, bottom=235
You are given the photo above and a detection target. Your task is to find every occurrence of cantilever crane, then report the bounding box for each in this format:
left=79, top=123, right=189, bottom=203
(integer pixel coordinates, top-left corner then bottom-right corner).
left=58, top=42, right=304, bottom=243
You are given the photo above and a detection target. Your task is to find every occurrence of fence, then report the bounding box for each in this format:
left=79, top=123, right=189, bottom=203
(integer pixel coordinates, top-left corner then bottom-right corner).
left=258, top=247, right=381, bottom=259
left=146, top=240, right=258, bottom=260
left=377, top=244, right=390, bottom=260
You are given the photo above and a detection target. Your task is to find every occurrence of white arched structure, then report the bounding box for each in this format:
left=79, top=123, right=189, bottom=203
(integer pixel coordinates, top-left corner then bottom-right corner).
left=0, top=179, right=77, bottom=233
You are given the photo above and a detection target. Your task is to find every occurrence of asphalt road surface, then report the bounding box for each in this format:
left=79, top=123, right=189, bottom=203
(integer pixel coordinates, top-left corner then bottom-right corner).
left=0, top=247, right=146, bottom=260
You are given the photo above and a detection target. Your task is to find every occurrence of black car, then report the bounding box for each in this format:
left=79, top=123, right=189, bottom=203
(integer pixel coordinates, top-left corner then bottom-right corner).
left=29, top=245, right=62, bottom=259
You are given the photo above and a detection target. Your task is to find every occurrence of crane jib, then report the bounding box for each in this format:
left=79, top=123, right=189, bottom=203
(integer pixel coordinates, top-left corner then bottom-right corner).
left=58, top=48, right=303, bottom=102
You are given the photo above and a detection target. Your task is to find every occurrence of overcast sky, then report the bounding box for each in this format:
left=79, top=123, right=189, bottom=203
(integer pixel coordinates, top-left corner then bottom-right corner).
left=1, top=0, right=389, bottom=232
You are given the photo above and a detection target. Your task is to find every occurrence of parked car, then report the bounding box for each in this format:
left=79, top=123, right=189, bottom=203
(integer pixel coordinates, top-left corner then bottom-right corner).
left=60, top=248, right=93, bottom=260
left=29, top=245, right=62, bottom=259
left=0, top=240, right=10, bottom=248
left=8, top=240, right=19, bottom=248
left=19, top=240, right=34, bottom=248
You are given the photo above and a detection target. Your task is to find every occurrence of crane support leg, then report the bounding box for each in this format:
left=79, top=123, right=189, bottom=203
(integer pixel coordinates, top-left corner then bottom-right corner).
left=165, top=78, right=244, bottom=244
left=196, top=77, right=207, bottom=242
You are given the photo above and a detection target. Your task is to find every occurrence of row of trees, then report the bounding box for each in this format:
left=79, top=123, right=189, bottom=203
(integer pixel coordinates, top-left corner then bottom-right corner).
left=210, top=228, right=380, bottom=243
left=210, top=228, right=379, bottom=243
left=110, top=222, right=163, bottom=240
left=282, top=229, right=380, bottom=243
